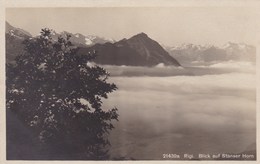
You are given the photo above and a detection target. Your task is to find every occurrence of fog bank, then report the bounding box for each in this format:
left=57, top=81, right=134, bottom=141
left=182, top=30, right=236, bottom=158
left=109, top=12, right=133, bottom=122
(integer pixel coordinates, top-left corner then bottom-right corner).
left=102, top=63, right=256, bottom=159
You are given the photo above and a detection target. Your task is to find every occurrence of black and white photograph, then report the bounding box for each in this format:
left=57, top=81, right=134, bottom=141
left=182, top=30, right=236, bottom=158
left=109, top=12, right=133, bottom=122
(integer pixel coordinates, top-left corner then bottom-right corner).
left=3, top=2, right=258, bottom=162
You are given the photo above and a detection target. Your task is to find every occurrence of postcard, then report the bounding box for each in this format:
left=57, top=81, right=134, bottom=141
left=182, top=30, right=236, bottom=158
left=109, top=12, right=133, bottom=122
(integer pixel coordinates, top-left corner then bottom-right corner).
left=1, top=0, right=259, bottom=163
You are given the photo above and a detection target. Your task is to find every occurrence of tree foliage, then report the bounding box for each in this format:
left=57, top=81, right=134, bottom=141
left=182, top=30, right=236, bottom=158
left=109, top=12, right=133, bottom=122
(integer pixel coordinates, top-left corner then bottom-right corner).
left=6, top=28, right=118, bottom=159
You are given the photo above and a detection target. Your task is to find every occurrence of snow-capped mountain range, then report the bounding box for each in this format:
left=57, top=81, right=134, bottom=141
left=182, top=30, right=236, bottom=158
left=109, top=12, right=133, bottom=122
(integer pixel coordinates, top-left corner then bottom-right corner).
left=6, top=21, right=256, bottom=66
left=168, top=43, right=213, bottom=51
left=166, top=43, right=256, bottom=66
left=6, top=21, right=115, bottom=47
left=49, top=31, right=116, bottom=47
left=167, top=42, right=255, bottom=52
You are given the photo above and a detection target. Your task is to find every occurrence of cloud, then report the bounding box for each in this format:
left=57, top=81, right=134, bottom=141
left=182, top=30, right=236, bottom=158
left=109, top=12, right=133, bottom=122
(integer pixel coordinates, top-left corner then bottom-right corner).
left=102, top=61, right=255, bottom=77
left=209, top=61, right=255, bottom=70
left=102, top=68, right=256, bottom=158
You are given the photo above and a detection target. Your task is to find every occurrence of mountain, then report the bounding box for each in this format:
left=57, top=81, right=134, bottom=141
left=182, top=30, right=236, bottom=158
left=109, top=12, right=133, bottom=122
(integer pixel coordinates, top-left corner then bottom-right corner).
left=6, top=21, right=32, bottom=39
left=221, top=42, right=256, bottom=61
left=6, top=24, right=180, bottom=67
left=50, top=31, right=115, bottom=47
left=6, top=22, right=32, bottom=63
left=78, top=33, right=181, bottom=66
left=166, top=43, right=256, bottom=66
left=5, top=22, right=115, bottom=64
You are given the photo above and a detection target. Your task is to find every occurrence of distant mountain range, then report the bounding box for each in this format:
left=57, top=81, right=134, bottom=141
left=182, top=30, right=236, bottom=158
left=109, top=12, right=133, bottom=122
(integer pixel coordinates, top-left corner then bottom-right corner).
left=50, top=31, right=115, bottom=47
left=6, top=21, right=255, bottom=67
left=5, top=22, right=180, bottom=66
left=166, top=43, right=256, bottom=66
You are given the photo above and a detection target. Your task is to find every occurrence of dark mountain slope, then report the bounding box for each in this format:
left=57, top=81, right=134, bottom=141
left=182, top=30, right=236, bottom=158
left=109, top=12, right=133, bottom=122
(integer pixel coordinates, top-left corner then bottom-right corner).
left=6, top=22, right=32, bottom=63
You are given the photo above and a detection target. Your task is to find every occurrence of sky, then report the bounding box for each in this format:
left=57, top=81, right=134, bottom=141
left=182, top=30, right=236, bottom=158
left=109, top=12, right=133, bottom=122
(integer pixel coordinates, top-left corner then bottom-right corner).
left=6, top=7, right=257, bottom=46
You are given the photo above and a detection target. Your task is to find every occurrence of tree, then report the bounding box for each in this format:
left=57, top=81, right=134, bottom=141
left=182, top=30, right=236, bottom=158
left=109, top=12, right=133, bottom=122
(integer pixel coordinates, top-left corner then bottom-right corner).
left=6, top=28, right=118, bottom=159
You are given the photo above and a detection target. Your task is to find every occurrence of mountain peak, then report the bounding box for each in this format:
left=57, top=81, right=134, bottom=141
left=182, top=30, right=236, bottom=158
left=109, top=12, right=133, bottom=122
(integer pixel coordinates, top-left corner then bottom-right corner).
left=132, top=32, right=149, bottom=38
left=78, top=32, right=181, bottom=66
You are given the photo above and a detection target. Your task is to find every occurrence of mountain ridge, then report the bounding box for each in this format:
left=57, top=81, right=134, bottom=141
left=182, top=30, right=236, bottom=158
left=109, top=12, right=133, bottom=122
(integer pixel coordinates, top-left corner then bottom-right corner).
left=50, top=30, right=115, bottom=47
left=78, top=32, right=181, bottom=66
left=6, top=21, right=255, bottom=67
left=6, top=22, right=32, bottom=39
left=5, top=22, right=32, bottom=63
left=166, top=43, right=256, bottom=66
left=5, top=22, right=181, bottom=67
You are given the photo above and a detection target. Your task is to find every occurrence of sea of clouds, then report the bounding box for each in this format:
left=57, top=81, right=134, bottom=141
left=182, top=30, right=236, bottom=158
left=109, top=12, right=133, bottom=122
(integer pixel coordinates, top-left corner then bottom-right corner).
left=102, top=61, right=255, bottom=77
left=100, top=61, right=256, bottom=159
